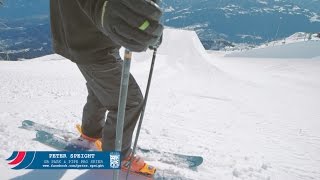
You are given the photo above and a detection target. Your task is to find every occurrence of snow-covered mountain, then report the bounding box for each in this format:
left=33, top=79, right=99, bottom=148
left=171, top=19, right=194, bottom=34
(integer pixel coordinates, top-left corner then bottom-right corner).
left=1, top=28, right=320, bottom=180
left=163, top=0, right=320, bottom=49
left=222, top=32, right=320, bottom=52
left=0, top=0, right=319, bottom=60
left=0, top=0, right=50, bottom=60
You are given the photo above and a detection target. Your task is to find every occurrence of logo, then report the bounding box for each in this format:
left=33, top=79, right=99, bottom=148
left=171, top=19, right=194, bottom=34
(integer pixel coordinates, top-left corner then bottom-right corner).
left=6, top=151, right=36, bottom=169
left=109, top=152, right=120, bottom=169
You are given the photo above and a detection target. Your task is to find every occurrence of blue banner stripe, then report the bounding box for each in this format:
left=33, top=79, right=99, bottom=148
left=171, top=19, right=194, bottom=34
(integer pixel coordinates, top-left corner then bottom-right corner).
left=6, top=151, right=18, bottom=161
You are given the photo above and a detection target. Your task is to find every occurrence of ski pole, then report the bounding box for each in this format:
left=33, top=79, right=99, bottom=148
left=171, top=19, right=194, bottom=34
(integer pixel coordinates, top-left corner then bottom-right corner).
left=126, top=48, right=158, bottom=179
left=113, top=49, right=132, bottom=180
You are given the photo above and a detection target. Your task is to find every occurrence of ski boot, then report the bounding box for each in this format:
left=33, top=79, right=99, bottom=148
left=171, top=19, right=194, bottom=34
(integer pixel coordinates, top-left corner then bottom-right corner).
left=122, top=154, right=156, bottom=176
left=67, top=124, right=102, bottom=151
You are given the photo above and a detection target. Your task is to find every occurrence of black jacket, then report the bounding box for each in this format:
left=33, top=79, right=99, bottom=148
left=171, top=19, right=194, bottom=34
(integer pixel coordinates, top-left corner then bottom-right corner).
left=50, top=0, right=120, bottom=64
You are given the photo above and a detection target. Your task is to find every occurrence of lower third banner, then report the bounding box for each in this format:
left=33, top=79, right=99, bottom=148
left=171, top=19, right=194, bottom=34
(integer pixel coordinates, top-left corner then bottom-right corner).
left=6, top=151, right=121, bottom=170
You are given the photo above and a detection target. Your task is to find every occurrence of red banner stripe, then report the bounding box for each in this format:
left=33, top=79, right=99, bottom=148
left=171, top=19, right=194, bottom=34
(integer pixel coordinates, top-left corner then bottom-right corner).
left=9, top=151, right=26, bottom=165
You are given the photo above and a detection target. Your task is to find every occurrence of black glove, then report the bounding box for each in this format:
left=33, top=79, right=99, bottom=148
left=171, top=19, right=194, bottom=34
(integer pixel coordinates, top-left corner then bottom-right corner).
left=101, top=0, right=163, bottom=52
left=149, top=34, right=162, bottom=50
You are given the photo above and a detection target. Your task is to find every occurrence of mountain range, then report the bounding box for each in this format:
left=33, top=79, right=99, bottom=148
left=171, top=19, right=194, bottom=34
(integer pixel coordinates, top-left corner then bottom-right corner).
left=0, top=0, right=319, bottom=60
left=162, top=0, right=320, bottom=49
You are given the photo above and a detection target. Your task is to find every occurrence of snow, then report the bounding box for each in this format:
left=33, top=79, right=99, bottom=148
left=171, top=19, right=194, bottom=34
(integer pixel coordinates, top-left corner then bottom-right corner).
left=226, top=32, right=320, bottom=59
left=226, top=40, right=320, bottom=59
left=1, top=28, right=320, bottom=180
left=310, top=12, right=320, bottom=23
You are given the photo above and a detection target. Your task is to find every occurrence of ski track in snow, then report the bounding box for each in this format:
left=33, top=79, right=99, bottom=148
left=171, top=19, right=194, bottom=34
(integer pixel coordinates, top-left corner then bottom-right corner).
left=1, top=29, right=320, bottom=180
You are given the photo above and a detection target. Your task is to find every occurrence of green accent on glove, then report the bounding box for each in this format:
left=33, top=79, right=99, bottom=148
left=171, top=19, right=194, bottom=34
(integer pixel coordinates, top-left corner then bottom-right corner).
left=139, top=20, right=150, bottom=31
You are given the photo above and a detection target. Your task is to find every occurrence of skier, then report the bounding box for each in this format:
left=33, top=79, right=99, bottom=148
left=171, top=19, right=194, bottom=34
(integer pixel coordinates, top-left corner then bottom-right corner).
left=50, top=0, right=163, bottom=175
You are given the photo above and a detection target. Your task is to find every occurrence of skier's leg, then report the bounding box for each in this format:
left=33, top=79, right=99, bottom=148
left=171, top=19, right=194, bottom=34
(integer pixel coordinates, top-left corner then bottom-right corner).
left=77, top=60, right=143, bottom=158
left=81, top=83, right=107, bottom=139
left=102, top=73, right=143, bottom=158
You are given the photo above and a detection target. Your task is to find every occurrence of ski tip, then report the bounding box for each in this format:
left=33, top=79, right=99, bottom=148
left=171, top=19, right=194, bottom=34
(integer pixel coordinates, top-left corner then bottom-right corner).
left=188, top=156, right=203, bottom=168
left=22, top=120, right=34, bottom=126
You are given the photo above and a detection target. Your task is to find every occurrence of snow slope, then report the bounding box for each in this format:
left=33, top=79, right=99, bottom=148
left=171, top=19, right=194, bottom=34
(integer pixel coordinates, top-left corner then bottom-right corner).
left=1, top=29, right=320, bottom=180
left=226, top=40, right=320, bottom=59
left=226, top=35, right=320, bottom=59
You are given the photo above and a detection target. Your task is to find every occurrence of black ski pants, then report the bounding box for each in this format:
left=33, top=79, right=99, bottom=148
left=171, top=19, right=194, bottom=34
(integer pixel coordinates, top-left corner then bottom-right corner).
left=77, top=58, right=143, bottom=158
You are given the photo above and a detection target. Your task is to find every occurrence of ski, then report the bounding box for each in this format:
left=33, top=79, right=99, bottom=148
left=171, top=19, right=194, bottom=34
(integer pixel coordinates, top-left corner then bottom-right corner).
left=21, top=120, right=203, bottom=168
left=35, top=130, right=154, bottom=180
left=35, top=130, right=195, bottom=180
left=21, top=120, right=75, bottom=140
